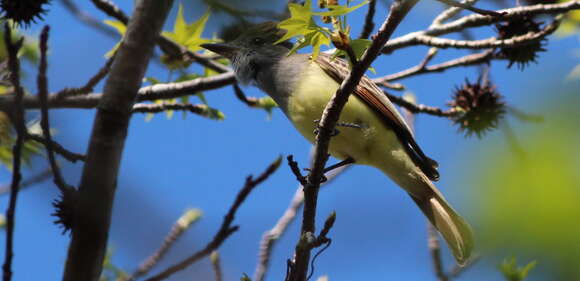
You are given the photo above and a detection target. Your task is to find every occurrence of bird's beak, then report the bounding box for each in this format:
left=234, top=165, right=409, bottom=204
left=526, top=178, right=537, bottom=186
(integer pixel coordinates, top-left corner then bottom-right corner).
left=201, top=43, right=239, bottom=59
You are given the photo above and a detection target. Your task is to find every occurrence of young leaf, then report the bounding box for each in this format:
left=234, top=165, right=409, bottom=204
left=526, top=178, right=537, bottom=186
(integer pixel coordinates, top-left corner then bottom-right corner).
left=312, top=1, right=369, bottom=16
left=162, top=5, right=212, bottom=52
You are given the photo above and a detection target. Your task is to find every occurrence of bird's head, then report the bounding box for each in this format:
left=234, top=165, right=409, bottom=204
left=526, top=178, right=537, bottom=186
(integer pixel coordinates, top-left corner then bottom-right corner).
left=201, top=22, right=293, bottom=84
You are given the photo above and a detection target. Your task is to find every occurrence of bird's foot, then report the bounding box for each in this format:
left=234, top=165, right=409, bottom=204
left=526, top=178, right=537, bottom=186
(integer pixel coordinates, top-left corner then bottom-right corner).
left=313, top=120, right=364, bottom=136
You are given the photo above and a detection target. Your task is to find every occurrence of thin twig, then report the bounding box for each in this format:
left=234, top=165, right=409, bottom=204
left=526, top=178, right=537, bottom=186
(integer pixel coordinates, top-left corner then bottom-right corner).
left=210, top=251, right=224, bottom=281
left=233, top=84, right=260, bottom=107
left=25, top=133, right=86, bottom=163
left=287, top=2, right=420, bottom=280
left=59, top=0, right=119, bottom=38
left=126, top=209, right=202, bottom=281
left=393, top=19, right=559, bottom=51
left=0, top=72, right=236, bottom=110
left=383, top=1, right=580, bottom=53
left=145, top=157, right=282, bottom=281
left=253, top=151, right=349, bottom=281
left=384, top=91, right=458, bottom=117
left=37, top=26, right=76, bottom=194
left=53, top=58, right=114, bottom=100
left=359, top=0, right=377, bottom=39
left=431, top=0, right=480, bottom=27
left=0, top=169, right=52, bottom=196
left=428, top=223, right=448, bottom=281
left=2, top=23, right=25, bottom=281
left=374, top=49, right=494, bottom=83
left=435, top=0, right=505, bottom=17
left=131, top=103, right=223, bottom=120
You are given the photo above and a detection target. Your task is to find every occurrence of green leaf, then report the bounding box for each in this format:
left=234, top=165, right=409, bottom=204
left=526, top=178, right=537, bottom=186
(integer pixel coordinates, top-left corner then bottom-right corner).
left=102, top=20, right=127, bottom=58
left=162, top=5, right=212, bottom=52
left=499, top=257, right=537, bottom=281
left=312, top=1, right=369, bottom=16
left=103, top=20, right=126, bottom=35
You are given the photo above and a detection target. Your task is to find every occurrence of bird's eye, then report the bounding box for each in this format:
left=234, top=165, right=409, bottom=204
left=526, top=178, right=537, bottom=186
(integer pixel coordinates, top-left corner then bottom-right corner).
left=252, top=37, right=265, bottom=45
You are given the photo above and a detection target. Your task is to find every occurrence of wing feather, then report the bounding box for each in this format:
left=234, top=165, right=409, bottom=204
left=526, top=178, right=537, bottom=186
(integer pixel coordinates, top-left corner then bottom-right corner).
left=316, top=54, right=440, bottom=181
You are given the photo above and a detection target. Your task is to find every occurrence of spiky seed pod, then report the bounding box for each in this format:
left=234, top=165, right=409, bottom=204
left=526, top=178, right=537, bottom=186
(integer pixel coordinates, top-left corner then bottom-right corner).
left=1, top=0, right=50, bottom=26
left=448, top=78, right=506, bottom=138
left=496, top=16, right=546, bottom=70
left=52, top=187, right=77, bottom=234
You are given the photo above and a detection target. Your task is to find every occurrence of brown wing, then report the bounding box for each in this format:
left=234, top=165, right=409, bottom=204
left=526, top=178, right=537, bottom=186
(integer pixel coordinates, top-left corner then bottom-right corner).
left=316, top=54, right=440, bottom=181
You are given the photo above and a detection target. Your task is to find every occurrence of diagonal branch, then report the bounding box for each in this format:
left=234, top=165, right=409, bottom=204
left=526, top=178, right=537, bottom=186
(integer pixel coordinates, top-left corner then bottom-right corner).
left=373, top=49, right=494, bottom=83
left=287, top=1, right=420, bottom=281
left=144, top=157, right=282, bottom=281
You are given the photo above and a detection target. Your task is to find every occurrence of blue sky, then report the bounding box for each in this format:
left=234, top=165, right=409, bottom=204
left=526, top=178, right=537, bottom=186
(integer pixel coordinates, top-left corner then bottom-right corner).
left=1, top=1, right=579, bottom=281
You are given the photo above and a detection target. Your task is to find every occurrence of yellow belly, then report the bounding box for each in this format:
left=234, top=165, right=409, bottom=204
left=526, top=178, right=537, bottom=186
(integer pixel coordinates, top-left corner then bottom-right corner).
left=285, top=62, right=402, bottom=168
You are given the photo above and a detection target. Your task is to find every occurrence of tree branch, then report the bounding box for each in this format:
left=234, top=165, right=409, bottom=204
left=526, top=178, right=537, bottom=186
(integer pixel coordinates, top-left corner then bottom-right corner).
left=61, top=1, right=174, bottom=281
left=359, top=0, right=377, bottom=39
left=383, top=1, right=580, bottom=53
left=0, top=72, right=236, bottom=110
left=144, top=157, right=282, bottom=281
left=254, top=151, right=349, bottom=281
left=287, top=1, right=420, bottom=280
left=373, top=49, right=494, bottom=83
left=126, top=209, right=201, bottom=281
left=2, top=24, right=25, bottom=281
left=37, top=26, right=77, bottom=195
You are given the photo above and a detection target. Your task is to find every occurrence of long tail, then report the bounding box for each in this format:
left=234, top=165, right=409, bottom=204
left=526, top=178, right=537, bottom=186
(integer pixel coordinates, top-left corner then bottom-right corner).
left=409, top=186, right=474, bottom=265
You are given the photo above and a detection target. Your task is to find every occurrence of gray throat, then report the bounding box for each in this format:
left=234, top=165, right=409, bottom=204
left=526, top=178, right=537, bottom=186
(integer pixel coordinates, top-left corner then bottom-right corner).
left=253, top=54, right=310, bottom=112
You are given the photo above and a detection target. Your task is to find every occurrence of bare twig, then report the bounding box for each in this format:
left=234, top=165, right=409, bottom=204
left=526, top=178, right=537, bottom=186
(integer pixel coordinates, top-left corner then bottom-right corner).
left=434, top=0, right=505, bottom=17
left=0, top=169, right=52, bottom=196
left=61, top=1, right=174, bottom=280
left=131, top=103, right=223, bottom=120
left=2, top=24, right=25, bottom=281
left=210, top=251, right=224, bottom=281
left=145, top=157, right=282, bottom=281
left=25, top=133, right=86, bottom=163
left=53, top=58, right=114, bottom=100
left=127, top=209, right=202, bottom=281
left=254, top=151, right=349, bottom=281
left=384, top=91, right=458, bottom=117
left=428, top=224, right=448, bottom=281
left=392, top=19, right=559, bottom=51
left=359, top=0, right=377, bottom=39
left=0, top=72, right=236, bottom=110
left=37, top=26, right=76, bottom=195
left=374, top=49, right=494, bottom=83
left=383, top=1, right=580, bottom=53
left=287, top=2, right=420, bottom=280
left=233, top=84, right=260, bottom=107
left=90, top=0, right=129, bottom=24
left=431, top=0, right=480, bottom=27
left=60, top=0, right=119, bottom=38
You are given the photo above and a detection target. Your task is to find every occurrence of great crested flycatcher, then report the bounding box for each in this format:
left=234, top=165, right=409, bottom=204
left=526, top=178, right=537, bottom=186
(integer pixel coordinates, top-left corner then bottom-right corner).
left=202, top=22, right=473, bottom=264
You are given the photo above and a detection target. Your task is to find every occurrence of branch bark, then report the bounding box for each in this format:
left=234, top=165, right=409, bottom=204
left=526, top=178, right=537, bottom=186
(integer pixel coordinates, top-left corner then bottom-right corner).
left=287, top=1, right=420, bottom=280
left=61, top=1, right=174, bottom=281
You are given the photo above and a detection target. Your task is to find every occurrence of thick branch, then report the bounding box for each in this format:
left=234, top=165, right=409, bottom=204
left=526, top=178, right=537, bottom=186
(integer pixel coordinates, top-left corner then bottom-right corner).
left=61, top=1, right=174, bottom=281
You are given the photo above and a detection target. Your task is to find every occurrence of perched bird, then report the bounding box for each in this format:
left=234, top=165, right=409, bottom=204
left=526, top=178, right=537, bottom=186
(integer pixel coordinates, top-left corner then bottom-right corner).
left=202, top=22, right=473, bottom=264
